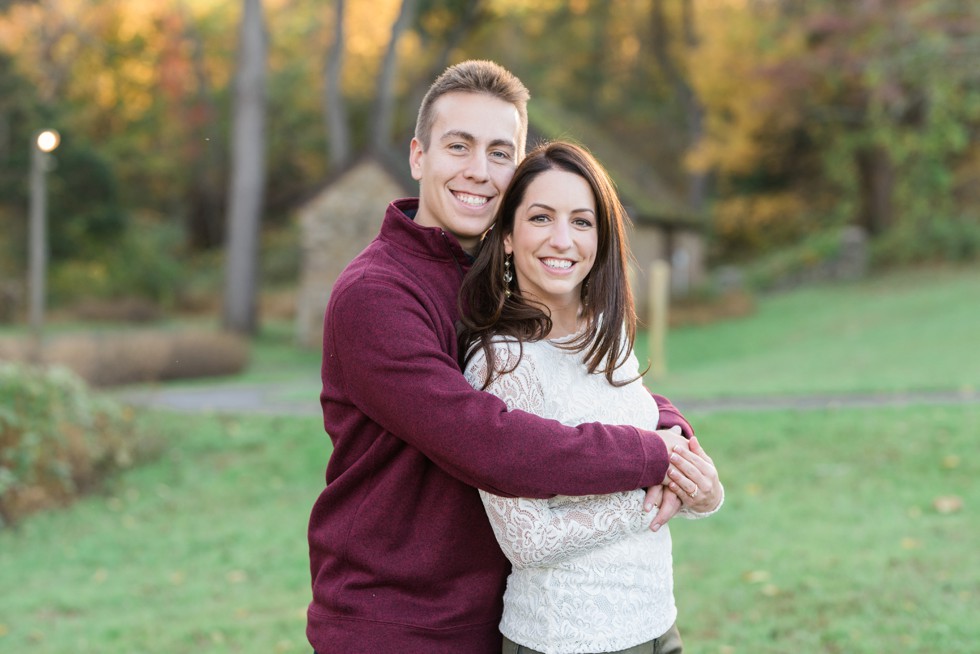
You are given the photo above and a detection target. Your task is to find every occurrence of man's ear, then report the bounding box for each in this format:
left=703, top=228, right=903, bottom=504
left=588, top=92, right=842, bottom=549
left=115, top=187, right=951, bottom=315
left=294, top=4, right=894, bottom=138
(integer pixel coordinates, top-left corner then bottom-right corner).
left=409, top=137, right=424, bottom=181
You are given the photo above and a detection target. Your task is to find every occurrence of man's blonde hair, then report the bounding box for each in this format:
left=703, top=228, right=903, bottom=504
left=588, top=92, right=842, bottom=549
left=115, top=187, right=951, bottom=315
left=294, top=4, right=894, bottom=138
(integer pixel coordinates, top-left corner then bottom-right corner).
left=414, top=60, right=530, bottom=155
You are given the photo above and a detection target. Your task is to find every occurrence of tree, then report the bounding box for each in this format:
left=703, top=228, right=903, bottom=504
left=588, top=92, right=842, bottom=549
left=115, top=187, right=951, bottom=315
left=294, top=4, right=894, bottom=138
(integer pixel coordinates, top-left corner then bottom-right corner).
left=650, top=0, right=706, bottom=210
left=371, top=0, right=419, bottom=151
left=323, top=0, right=350, bottom=169
left=222, top=0, right=267, bottom=335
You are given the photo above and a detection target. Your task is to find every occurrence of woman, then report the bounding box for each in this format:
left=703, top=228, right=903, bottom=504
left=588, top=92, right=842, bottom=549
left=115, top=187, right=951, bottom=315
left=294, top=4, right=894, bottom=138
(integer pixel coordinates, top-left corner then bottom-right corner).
left=458, top=141, right=724, bottom=654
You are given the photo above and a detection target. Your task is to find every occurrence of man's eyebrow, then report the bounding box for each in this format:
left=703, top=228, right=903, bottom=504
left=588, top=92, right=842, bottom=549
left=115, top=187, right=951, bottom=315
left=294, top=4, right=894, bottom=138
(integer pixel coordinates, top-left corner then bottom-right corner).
left=488, top=138, right=516, bottom=151
left=438, top=131, right=515, bottom=151
left=439, top=130, right=476, bottom=143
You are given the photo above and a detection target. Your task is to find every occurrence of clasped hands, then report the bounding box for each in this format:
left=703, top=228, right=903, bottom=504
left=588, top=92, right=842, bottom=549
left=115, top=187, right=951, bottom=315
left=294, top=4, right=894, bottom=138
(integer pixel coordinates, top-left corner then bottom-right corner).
left=643, top=426, right=722, bottom=532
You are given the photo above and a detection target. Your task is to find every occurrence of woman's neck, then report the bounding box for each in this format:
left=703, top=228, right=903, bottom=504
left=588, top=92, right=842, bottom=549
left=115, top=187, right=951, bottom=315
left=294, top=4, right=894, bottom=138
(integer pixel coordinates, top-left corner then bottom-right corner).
left=544, top=300, right=585, bottom=339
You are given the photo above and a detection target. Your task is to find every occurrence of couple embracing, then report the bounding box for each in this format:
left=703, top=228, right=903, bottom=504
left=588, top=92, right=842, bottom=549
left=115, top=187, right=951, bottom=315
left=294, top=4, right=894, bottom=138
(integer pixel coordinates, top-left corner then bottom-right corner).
left=307, top=60, right=723, bottom=654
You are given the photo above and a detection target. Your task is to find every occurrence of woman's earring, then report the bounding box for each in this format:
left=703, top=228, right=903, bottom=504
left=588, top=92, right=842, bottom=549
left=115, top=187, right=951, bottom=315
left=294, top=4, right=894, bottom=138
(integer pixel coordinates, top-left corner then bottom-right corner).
left=503, top=256, right=513, bottom=298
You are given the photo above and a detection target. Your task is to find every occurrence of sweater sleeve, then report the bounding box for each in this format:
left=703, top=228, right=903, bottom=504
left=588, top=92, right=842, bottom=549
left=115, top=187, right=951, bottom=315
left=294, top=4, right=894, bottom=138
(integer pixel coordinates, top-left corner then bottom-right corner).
left=468, top=345, right=653, bottom=568
left=325, top=280, right=671, bottom=499
left=652, top=392, right=694, bottom=438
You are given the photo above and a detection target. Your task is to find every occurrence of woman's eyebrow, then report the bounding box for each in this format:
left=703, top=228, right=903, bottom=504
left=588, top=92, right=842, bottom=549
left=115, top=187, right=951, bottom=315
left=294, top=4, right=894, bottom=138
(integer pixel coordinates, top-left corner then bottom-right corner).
left=526, top=202, right=595, bottom=214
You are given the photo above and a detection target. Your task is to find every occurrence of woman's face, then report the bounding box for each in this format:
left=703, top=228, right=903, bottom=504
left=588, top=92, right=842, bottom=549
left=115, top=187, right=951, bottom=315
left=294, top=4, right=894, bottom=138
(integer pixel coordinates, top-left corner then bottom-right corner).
left=504, top=168, right=598, bottom=314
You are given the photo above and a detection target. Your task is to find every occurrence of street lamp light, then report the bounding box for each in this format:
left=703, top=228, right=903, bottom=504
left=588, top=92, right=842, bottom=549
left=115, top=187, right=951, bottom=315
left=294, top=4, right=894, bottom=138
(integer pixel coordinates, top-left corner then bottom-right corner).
left=28, top=128, right=60, bottom=359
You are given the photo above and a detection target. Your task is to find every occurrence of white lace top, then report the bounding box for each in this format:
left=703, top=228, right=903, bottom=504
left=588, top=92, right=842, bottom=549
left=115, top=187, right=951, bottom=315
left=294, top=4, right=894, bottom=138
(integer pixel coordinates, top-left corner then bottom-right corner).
left=464, top=335, right=718, bottom=654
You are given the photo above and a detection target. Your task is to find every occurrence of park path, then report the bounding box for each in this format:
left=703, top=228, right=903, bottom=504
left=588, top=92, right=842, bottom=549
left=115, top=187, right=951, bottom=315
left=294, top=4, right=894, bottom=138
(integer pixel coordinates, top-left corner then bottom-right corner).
left=114, top=382, right=980, bottom=417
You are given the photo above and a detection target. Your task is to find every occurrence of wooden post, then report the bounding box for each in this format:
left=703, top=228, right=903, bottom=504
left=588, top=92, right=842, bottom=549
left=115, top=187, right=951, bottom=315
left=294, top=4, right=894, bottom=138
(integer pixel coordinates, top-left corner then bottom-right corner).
left=648, top=260, right=670, bottom=378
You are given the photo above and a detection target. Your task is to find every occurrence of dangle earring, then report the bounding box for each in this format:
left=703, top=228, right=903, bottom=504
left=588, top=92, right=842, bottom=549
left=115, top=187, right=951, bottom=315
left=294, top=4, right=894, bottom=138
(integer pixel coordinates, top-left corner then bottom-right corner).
left=503, top=255, right=513, bottom=298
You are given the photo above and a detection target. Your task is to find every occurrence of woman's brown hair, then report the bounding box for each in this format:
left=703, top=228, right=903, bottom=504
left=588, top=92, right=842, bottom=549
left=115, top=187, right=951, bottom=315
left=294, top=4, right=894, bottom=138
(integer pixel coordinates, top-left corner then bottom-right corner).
left=458, top=141, right=638, bottom=389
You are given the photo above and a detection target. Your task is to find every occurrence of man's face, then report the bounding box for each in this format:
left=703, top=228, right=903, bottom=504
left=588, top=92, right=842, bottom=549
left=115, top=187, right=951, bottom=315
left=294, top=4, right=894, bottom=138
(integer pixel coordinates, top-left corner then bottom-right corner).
left=410, top=92, right=522, bottom=253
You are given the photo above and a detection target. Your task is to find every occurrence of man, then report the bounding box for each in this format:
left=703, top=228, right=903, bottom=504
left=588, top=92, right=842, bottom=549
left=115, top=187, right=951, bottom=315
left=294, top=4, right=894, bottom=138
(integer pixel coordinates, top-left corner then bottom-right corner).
left=307, top=60, right=694, bottom=654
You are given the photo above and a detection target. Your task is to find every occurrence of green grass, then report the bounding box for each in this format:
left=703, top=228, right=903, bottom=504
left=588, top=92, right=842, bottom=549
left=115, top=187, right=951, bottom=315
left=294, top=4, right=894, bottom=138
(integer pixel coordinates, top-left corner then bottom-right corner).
left=2, top=266, right=978, bottom=652
left=0, top=412, right=328, bottom=654
left=673, top=404, right=979, bottom=653
left=1, top=405, right=976, bottom=653
left=641, top=266, right=980, bottom=399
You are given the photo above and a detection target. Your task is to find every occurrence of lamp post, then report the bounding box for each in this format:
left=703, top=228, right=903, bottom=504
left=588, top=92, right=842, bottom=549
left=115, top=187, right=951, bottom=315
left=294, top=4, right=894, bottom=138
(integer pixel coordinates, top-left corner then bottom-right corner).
left=28, top=128, right=59, bottom=359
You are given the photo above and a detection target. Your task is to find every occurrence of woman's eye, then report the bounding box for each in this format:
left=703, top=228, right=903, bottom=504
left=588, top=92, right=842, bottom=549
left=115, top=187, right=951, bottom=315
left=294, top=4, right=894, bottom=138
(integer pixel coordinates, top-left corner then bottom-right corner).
left=574, top=218, right=594, bottom=228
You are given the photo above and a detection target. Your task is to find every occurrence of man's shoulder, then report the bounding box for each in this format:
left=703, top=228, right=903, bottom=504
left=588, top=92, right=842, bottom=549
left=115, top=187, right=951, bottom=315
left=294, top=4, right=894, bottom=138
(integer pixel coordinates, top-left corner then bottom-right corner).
left=333, top=237, right=405, bottom=290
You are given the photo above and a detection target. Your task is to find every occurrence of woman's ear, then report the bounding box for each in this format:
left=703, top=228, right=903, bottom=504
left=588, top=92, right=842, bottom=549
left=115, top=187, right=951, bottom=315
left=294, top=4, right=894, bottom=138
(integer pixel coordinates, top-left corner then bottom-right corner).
left=503, top=232, right=513, bottom=255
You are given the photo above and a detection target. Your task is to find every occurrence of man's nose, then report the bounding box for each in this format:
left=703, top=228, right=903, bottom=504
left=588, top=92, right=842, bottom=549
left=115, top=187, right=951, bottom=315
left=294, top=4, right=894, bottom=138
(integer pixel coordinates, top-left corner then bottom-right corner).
left=463, top=153, right=490, bottom=181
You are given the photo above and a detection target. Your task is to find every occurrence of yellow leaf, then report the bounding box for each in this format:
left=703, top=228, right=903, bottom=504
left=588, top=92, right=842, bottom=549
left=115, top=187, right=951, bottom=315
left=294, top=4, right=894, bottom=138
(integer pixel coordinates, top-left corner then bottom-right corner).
left=933, top=496, right=963, bottom=514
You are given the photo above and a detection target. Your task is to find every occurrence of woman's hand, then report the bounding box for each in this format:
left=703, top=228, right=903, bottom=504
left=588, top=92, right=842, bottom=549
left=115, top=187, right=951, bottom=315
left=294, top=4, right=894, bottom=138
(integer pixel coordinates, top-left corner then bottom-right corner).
left=664, top=436, right=722, bottom=513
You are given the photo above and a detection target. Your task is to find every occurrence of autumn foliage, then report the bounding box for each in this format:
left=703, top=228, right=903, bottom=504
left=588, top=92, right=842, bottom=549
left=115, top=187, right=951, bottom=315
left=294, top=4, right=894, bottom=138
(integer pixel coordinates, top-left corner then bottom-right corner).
left=0, top=0, right=977, bottom=300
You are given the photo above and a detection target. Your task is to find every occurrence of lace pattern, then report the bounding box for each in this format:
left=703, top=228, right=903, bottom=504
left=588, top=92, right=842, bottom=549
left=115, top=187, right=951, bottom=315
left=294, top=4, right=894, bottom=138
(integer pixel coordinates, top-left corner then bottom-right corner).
left=464, top=338, right=680, bottom=654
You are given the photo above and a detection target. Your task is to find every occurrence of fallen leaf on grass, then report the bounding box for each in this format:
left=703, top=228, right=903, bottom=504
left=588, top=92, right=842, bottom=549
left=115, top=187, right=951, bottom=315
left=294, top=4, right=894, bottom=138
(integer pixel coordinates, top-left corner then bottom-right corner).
left=226, top=569, right=248, bottom=584
left=742, top=570, right=770, bottom=583
left=933, top=495, right=963, bottom=514
left=941, top=455, right=960, bottom=470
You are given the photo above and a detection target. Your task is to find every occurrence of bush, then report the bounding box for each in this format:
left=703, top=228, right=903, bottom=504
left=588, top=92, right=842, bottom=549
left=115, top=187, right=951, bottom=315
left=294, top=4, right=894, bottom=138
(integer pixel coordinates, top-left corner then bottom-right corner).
left=48, top=217, right=187, bottom=308
left=871, top=212, right=980, bottom=266
left=0, top=363, right=159, bottom=526
left=744, top=227, right=868, bottom=291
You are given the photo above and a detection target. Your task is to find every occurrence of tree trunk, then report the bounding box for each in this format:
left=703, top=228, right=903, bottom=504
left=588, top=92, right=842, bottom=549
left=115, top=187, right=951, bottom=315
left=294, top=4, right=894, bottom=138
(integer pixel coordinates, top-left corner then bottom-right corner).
left=222, top=0, right=267, bottom=335
left=324, top=0, right=351, bottom=169
left=185, top=14, right=225, bottom=249
left=651, top=0, right=707, bottom=211
left=855, top=146, right=894, bottom=236
left=371, top=0, right=419, bottom=152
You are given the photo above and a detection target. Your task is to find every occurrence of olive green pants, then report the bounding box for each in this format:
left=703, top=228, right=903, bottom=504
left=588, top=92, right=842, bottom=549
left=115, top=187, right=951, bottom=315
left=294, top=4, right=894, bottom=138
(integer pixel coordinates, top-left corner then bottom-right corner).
left=501, top=621, right=683, bottom=654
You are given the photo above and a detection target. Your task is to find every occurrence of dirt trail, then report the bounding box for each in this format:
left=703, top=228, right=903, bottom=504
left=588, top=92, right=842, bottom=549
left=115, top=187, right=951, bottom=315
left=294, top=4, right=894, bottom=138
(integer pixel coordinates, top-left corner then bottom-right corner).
left=115, top=384, right=980, bottom=416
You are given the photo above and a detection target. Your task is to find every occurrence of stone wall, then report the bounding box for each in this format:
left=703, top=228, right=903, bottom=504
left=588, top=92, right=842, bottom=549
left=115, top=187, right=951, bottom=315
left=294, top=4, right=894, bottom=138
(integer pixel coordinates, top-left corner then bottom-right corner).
left=296, top=160, right=408, bottom=348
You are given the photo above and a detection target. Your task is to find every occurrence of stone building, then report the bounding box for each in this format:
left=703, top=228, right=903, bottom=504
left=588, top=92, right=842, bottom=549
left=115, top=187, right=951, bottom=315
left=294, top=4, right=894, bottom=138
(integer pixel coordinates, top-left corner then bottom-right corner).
left=294, top=150, right=413, bottom=347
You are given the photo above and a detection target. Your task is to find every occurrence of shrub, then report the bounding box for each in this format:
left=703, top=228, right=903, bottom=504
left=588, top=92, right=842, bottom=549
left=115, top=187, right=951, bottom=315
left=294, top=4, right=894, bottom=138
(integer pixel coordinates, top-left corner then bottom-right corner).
left=48, top=217, right=187, bottom=308
left=0, top=363, right=159, bottom=526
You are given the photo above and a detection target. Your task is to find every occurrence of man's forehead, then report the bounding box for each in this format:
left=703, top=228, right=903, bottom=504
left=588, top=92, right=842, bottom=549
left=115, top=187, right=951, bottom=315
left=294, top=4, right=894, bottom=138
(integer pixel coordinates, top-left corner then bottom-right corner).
left=430, top=93, right=520, bottom=143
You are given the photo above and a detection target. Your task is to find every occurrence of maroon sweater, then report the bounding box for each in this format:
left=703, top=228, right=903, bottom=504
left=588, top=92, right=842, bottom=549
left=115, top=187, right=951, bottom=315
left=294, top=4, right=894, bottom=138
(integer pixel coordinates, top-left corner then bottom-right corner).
left=307, top=199, right=693, bottom=654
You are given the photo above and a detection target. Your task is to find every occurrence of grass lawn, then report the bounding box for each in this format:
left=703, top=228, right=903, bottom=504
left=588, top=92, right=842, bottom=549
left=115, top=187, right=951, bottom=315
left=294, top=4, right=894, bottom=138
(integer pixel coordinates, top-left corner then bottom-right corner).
left=1, top=403, right=977, bottom=653
left=2, top=265, right=978, bottom=652
left=673, top=404, right=979, bottom=653
left=0, top=412, right=327, bottom=654
left=641, top=265, right=980, bottom=400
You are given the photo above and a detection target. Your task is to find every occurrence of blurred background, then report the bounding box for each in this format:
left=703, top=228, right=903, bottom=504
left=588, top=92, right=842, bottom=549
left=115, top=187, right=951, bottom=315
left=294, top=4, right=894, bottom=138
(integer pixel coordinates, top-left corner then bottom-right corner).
left=0, top=0, right=977, bottom=340
left=1, top=2, right=978, bottom=652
